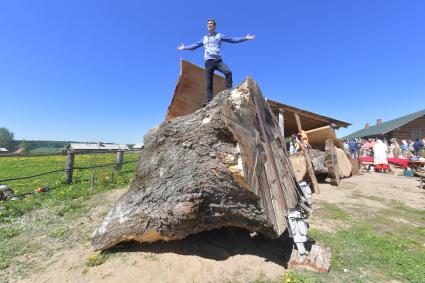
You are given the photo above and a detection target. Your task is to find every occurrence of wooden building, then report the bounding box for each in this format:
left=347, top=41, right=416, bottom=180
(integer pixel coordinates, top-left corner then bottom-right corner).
left=267, top=100, right=350, bottom=137
left=343, top=109, right=425, bottom=141
left=67, top=142, right=129, bottom=153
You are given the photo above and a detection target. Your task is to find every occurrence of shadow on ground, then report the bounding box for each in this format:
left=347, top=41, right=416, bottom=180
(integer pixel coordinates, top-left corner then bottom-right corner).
left=108, top=227, right=295, bottom=267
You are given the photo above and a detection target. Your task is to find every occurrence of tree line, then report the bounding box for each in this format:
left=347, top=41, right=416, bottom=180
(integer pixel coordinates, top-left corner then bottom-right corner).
left=0, top=127, right=134, bottom=153
left=0, top=127, right=71, bottom=152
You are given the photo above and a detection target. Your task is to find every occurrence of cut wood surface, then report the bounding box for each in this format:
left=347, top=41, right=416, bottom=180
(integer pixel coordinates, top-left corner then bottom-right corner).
left=287, top=243, right=332, bottom=273
left=289, top=150, right=328, bottom=182
left=289, top=155, right=307, bottom=182
left=92, top=78, right=302, bottom=251
left=305, top=125, right=343, bottom=151
left=336, top=148, right=352, bottom=178
left=165, top=60, right=226, bottom=121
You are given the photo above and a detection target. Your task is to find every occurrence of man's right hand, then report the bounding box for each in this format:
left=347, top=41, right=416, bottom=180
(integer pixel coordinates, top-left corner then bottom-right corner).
left=177, top=44, right=185, bottom=50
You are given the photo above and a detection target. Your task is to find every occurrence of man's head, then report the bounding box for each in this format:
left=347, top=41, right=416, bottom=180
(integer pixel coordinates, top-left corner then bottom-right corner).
left=207, top=18, right=216, bottom=33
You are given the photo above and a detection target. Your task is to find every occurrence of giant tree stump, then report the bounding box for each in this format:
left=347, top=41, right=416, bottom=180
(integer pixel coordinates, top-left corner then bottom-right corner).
left=92, top=78, right=303, bottom=251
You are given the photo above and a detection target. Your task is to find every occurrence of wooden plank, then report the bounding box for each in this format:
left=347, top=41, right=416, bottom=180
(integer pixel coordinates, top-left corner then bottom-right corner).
left=294, top=113, right=320, bottom=194
left=279, top=110, right=285, bottom=138
left=325, top=139, right=340, bottom=186
left=305, top=125, right=343, bottom=150
left=166, top=60, right=226, bottom=120
left=253, top=95, right=289, bottom=220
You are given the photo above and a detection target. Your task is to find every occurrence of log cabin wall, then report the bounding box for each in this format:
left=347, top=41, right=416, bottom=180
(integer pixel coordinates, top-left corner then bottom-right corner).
left=389, top=116, right=425, bottom=141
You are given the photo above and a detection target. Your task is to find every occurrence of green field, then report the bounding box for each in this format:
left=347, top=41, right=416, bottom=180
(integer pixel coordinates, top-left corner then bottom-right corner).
left=0, top=152, right=139, bottom=222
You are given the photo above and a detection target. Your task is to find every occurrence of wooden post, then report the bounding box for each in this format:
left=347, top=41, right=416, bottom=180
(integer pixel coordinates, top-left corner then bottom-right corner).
left=115, top=150, right=124, bottom=170
left=325, top=139, right=340, bottom=186
left=294, top=113, right=320, bottom=193
left=278, top=110, right=285, bottom=138
left=91, top=173, right=95, bottom=190
left=65, top=150, right=75, bottom=184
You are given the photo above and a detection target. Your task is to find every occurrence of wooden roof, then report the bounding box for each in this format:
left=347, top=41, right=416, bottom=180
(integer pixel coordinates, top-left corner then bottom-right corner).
left=267, top=99, right=351, bottom=137
left=343, top=108, right=425, bottom=139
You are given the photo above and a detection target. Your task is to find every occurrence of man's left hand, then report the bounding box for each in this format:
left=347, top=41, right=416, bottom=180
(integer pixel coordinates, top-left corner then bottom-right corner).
left=245, top=34, right=256, bottom=40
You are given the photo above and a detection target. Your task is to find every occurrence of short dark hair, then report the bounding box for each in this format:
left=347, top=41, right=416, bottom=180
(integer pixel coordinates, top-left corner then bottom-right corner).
left=207, top=18, right=216, bottom=25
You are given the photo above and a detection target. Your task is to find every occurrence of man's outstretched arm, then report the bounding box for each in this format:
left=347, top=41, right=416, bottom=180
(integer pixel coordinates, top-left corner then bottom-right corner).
left=221, top=34, right=255, bottom=43
left=177, top=39, right=203, bottom=50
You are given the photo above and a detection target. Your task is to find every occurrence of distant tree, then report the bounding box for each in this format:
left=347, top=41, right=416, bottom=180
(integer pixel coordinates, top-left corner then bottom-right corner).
left=0, top=127, right=14, bottom=151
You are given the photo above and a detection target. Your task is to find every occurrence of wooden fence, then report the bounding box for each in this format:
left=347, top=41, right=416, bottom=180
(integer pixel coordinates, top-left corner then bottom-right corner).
left=0, top=150, right=139, bottom=184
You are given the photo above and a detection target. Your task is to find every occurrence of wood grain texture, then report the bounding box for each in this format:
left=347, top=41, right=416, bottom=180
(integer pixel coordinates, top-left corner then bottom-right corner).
left=92, top=78, right=302, bottom=251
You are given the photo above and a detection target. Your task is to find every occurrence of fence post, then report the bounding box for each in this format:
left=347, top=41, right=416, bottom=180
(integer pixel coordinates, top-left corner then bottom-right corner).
left=65, top=150, right=75, bottom=184
left=91, top=173, right=95, bottom=190
left=115, top=150, right=124, bottom=170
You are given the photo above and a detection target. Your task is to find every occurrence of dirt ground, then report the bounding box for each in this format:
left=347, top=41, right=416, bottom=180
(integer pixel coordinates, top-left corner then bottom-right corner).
left=19, top=172, right=425, bottom=283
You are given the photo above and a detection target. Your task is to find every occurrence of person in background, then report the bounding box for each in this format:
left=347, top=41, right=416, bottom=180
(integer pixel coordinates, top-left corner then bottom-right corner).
left=389, top=138, right=401, bottom=158
left=358, top=139, right=367, bottom=156
left=413, top=138, right=424, bottom=156
left=373, top=140, right=389, bottom=173
left=363, top=138, right=375, bottom=157
left=408, top=139, right=415, bottom=154
left=349, top=139, right=359, bottom=159
left=343, top=140, right=349, bottom=153
left=401, top=140, right=409, bottom=153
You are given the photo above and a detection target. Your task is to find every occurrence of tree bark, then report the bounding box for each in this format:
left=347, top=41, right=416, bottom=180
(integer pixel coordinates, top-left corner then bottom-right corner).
left=92, top=78, right=302, bottom=251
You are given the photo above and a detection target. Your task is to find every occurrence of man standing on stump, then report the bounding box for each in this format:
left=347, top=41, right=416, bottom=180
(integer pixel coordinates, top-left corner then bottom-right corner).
left=178, top=18, right=255, bottom=104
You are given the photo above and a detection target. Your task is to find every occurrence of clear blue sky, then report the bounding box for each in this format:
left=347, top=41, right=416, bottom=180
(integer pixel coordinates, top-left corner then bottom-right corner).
left=1, top=0, right=424, bottom=144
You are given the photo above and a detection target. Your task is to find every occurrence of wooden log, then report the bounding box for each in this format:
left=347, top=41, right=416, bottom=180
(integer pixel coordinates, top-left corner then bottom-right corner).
left=287, top=243, right=331, bottom=273
left=309, top=149, right=328, bottom=174
left=92, top=78, right=302, bottom=251
left=346, top=153, right=360, bottom=176
left=294, top=113, right=320, bottom=194
left=336, top=148, right=352, bottom=178
left=64, top=151, right=75, bottom=184
left=325, top=139, right=340, bottom=186
left=289, top=150, right=329, bottom=182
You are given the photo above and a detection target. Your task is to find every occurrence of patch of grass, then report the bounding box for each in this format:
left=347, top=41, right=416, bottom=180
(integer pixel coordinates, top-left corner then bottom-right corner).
left=0, top=152, right=139, bottom=223
left=86, top=252, right=110, bottom=267
left=317, top=201, right=351, bottom=220
left=0, top=237, right=41, bottom=272
left=309, top=225, right=425, bottom=282
left=55, top=201, right=87, bottom=218
left=0, top=226, right=20, bottom=240
left=351, top=191, right=385, bottom=202
left=48, top=226, right=70, bottom=238
left=0, top=152, right=139, bottom=281
left=390, top=202, right=425, bottom=221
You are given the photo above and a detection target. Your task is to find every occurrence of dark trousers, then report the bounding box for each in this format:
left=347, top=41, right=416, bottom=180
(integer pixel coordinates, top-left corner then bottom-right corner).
left=205, top=59, right=232, bottom=102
